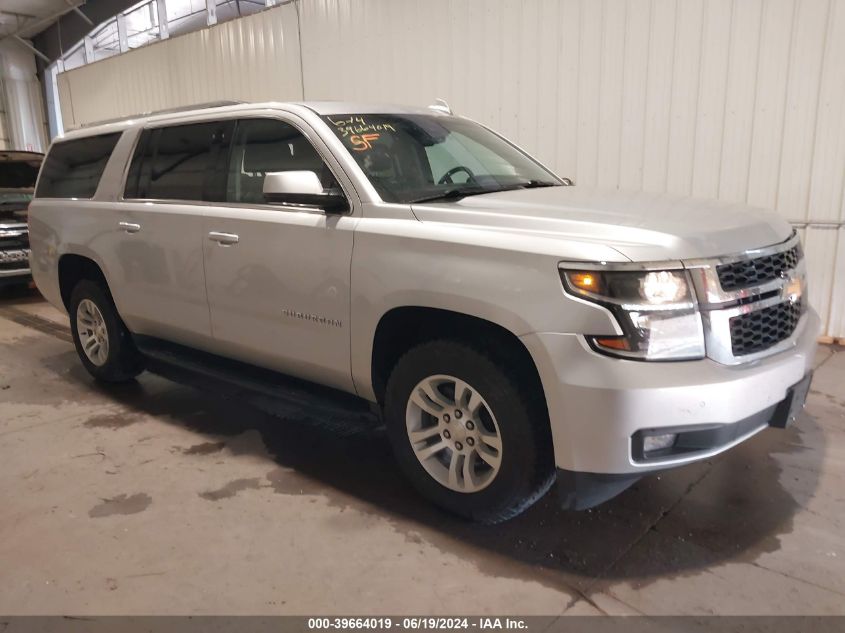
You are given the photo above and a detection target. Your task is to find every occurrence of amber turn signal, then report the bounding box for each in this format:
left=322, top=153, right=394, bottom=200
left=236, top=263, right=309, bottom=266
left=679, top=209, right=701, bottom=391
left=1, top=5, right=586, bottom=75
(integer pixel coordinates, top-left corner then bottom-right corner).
left=593, top=336, right=631, bottom=351
left=568, top=272, right=599, bottom=292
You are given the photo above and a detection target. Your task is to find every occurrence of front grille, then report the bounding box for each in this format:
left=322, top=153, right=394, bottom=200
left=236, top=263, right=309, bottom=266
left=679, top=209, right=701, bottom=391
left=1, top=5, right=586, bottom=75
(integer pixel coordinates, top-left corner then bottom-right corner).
left=716, top=244, right=801, bottom=291
left=0, top=231, right=29, bottom=250
left=729, top=299, right=803, bottom=356
left=0, top=246, right=30, bottom=271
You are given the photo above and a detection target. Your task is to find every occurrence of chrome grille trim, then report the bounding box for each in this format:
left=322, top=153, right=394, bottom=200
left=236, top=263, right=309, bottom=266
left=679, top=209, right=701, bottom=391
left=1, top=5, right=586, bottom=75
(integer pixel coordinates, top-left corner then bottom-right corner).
left=717, top=244, right=801, bottom=291
left=684, top=232, right=807, bottom=365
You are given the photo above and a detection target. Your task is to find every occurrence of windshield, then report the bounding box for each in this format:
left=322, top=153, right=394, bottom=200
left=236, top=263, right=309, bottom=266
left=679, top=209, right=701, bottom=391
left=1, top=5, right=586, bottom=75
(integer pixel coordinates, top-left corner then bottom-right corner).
left=322, top=114, right=561, bottom=203
left=0, top=160, right=41, bottom=190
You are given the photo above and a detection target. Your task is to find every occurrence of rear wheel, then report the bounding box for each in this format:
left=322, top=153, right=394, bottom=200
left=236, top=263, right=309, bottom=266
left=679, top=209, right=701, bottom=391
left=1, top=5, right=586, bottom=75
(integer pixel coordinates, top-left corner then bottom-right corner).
left=384, top=340, right=554, bottom=523
left=69, top=280, right=144, bottom=383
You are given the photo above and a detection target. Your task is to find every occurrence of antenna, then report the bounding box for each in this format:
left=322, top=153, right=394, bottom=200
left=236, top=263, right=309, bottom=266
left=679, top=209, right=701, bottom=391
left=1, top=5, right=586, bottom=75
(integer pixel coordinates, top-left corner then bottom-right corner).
left=428, top=98, right=453, bottom=115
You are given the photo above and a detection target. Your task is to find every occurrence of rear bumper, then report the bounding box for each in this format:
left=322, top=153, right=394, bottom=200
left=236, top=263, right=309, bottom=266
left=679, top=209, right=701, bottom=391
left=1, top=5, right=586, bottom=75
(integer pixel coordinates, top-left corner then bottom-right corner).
left=521, top=308, right=820, bottom=475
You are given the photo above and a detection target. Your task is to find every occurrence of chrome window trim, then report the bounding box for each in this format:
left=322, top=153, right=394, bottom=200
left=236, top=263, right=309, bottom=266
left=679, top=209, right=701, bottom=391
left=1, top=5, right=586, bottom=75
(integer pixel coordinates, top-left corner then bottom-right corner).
left=114, top=198, right=335, bottom=216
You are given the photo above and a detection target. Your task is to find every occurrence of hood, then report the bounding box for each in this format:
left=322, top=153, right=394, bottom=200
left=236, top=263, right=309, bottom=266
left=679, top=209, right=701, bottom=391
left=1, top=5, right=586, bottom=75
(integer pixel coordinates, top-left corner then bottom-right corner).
left=411, top=186, right=793, bottom=261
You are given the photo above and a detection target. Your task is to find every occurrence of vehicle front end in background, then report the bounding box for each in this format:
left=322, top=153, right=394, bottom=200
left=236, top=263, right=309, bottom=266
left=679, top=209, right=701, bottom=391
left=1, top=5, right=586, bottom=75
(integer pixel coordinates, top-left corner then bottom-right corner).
left=0, top=151, right=42, bottom=289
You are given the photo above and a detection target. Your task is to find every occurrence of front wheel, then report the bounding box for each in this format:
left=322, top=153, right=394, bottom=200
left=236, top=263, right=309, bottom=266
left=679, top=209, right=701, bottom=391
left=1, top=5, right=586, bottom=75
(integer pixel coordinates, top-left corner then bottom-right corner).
left=69, top=280, right=144, bottom=383
left=384, top=340, right=554, bottom=523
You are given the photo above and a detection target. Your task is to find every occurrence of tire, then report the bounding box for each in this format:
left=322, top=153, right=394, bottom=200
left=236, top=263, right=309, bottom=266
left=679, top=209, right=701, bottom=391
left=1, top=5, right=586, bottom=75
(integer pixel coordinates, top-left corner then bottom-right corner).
left=384, top=340, right=555, bottom=523
left=69, top=279, right=144, bottom=383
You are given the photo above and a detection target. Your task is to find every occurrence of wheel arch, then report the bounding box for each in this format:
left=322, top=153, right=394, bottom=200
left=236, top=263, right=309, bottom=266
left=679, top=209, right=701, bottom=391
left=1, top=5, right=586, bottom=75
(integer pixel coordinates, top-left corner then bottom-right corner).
left=57, top=253, right=110, bottom=312
left=369, top=306, right=548, bottom=416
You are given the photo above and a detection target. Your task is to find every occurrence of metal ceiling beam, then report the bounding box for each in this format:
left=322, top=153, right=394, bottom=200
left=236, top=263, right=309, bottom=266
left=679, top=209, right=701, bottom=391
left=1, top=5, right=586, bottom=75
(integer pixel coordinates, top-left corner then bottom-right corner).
left=32, top=0, right=139, bottom=65
left=0, top=2, right=87, bottom=43
left=156, top=0, right=169, bottom=39
left=206, top=0, right=218, bottom=26
left=12, top=35, right=50, bottom=62
left=65, top=1, right=94, bottom=27
left=0, top=10, right=38, bottom=20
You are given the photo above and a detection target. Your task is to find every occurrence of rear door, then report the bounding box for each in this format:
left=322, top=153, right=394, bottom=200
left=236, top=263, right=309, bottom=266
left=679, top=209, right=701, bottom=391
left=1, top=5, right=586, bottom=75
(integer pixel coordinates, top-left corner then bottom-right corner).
left=201, top=115, right=357, bottom=392
left=108, top=120, right=232, bottom=346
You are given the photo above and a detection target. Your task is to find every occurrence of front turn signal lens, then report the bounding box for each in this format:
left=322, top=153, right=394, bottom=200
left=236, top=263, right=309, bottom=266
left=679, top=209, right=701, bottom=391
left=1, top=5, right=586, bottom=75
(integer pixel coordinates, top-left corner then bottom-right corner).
left=568, top=272, right=599, bottom=292
left=593, top=336, right=631, bottom=351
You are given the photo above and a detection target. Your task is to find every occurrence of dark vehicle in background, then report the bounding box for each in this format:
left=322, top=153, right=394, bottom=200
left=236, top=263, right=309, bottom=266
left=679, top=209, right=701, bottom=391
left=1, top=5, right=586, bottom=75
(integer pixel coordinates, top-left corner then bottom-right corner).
left=0, top=151, right=42, bottom=289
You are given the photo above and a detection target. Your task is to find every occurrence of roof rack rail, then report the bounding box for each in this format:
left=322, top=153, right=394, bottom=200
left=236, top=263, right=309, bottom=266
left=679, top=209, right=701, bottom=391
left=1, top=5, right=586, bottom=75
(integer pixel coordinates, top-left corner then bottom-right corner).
left=77, top=100, right=246, bottom=129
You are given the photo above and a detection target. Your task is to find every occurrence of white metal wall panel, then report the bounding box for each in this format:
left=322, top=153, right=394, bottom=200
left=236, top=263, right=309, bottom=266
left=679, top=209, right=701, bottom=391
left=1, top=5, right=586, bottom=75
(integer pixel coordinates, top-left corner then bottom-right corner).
left=57, top=0, right=845, bottom=337
left=56, top=3, right=302, bottom=130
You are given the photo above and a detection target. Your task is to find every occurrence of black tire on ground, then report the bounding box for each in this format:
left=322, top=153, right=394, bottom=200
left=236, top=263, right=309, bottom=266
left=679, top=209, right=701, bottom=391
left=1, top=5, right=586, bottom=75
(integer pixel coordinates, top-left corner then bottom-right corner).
left=69, top=279, right=144, bottom=383
left=384, top=340, right=555, bottom=523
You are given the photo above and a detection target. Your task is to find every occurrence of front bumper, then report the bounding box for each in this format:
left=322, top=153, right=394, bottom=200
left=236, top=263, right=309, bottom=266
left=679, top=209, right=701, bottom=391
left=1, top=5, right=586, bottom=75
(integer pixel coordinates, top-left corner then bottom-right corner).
left=0, top=265, right=31, bottom=286
left=0, top=224, right=31, bottom=286
left=520, top=307, right=820, bottom=476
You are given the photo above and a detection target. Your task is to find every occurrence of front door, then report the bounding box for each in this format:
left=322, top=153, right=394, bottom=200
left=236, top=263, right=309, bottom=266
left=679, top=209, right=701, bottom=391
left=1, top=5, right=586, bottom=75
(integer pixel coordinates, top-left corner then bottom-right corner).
left=201, top=116, right=357, bottom=393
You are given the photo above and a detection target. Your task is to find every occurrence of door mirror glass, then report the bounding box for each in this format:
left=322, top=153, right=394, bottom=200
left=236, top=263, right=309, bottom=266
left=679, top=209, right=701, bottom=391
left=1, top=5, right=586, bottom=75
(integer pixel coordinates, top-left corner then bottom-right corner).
left=263, top=171, right=347, bottom=212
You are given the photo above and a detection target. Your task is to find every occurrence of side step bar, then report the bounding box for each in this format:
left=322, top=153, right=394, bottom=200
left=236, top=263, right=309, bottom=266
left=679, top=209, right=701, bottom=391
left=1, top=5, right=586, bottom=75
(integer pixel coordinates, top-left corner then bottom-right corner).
left=133, top=335, right=376, bottom=423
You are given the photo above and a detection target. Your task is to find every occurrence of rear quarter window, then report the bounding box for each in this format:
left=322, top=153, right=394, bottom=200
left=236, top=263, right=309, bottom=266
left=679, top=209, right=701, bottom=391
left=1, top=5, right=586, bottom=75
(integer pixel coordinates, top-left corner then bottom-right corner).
left=35, top=133, right=121, bottom=199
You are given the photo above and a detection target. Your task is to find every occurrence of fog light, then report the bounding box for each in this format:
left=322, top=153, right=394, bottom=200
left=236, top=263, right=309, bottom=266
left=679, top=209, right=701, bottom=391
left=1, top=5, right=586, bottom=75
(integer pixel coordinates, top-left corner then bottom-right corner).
left=643, top=433, right=677, bottom=453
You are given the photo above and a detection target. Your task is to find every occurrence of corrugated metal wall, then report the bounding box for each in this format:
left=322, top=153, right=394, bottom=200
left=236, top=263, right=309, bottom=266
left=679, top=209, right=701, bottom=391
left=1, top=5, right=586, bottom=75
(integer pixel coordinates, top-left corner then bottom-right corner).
left=57, top=0, right=845, bottom=338
left=56, top=3, right=302, bottom=128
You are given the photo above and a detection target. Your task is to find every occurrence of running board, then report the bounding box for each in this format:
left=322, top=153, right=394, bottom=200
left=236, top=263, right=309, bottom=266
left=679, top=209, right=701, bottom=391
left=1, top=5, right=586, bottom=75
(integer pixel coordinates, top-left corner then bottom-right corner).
left=133, top=335, right=376, bottom=423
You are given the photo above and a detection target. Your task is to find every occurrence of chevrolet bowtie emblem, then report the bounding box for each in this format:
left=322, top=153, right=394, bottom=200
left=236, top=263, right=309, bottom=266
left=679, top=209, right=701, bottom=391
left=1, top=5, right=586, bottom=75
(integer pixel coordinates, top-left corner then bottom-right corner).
left=783, top=275, right=803, bottom=304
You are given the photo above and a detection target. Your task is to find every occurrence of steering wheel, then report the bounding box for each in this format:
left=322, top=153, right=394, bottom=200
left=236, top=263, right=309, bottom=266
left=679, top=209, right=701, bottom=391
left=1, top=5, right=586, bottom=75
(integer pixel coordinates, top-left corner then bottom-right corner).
left=438, top=165, right=477, bottom=185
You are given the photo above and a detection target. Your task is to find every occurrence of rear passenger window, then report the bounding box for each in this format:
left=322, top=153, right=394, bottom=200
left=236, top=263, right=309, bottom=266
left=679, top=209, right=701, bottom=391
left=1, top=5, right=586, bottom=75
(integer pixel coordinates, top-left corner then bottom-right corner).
left=36, top=133, right=121, bottom=199
left=227, top=118, right=338, bottom=204
left=124, top=121, right=229, bottom=201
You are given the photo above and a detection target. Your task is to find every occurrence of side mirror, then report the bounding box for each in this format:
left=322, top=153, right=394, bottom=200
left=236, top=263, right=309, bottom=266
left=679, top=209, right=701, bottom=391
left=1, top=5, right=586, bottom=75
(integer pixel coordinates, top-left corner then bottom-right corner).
left=263, top=171, right=348, bottom=213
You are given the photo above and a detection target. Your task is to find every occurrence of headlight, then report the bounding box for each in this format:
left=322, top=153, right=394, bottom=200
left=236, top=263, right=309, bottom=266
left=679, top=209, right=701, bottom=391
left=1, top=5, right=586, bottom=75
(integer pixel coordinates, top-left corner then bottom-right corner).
left=560, top=267, right=705, bottom=361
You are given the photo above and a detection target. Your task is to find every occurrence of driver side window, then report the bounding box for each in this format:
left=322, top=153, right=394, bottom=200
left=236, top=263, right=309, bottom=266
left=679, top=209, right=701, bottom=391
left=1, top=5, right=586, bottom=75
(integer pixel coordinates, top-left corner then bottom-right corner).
left=227, top=118, right=339, bottom=205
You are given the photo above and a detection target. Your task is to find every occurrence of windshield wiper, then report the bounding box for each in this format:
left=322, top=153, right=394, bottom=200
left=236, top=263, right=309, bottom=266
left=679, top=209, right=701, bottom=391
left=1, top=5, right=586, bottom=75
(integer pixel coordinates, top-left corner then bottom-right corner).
left=518, top=179, right=560, bottom=189
left=410, top=187, right=494, bottom=204
left=410, top=180, right=561, bottom=204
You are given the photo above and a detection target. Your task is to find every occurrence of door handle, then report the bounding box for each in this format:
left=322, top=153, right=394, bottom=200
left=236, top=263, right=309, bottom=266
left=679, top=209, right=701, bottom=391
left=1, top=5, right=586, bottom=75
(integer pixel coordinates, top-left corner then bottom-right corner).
left=119, top=222, right=141, bottom=234
left=208, top=231, right=239, bottom=246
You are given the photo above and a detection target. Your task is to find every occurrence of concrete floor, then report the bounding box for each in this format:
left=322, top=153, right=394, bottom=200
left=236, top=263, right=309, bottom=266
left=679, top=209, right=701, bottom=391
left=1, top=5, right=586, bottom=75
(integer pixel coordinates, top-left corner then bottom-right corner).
left=0, top=287, right=843, bottom=616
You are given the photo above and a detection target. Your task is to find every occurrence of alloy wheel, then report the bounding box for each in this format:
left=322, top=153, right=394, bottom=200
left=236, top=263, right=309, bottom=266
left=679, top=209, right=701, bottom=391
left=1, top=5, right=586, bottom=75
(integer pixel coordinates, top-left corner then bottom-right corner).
left=405, top=374, right=503, bottom=493
left=76, top=299, right=110, bottom=367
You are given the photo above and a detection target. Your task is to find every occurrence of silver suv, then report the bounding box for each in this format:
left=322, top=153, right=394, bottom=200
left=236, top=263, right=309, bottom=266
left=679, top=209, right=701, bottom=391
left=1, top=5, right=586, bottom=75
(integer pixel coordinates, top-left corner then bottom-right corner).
left=28, top=102, right=818, bottom=522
